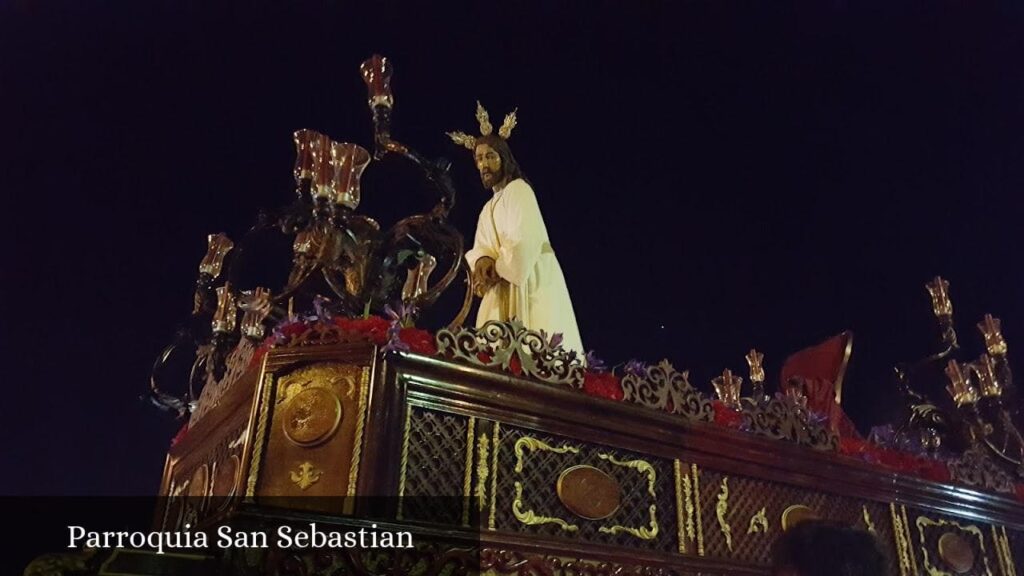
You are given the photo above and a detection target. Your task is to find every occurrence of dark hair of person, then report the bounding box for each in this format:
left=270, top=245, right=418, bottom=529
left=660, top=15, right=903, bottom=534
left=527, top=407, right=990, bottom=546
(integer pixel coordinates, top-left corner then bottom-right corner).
left=771, top=520, right=888, bottom=576
left=475, top=133, right=528, bottom=186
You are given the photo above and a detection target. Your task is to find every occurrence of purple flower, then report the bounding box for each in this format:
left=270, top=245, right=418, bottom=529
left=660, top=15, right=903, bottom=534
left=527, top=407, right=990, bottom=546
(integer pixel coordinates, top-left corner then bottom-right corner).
left=312, top=295, right=333, bottom=323
left=623, top=359, right=647, bottom=378
left=584, top=350, right=608, bottom=373
left=382, top=320, right=410, bottom=353
left=385, top=301, right=418, bottom=328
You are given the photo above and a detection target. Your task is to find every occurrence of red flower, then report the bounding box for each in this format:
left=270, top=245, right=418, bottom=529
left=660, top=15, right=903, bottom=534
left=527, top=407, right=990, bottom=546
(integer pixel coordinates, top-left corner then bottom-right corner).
left=398, top=327, right=438, bottom=355
left=583, top=371, right=624, bottom=401
left=334, top=316, right=390, bottom=345
left=712, top=400, right=743, bottom=429
left=920, top=460, right=951, bottom=483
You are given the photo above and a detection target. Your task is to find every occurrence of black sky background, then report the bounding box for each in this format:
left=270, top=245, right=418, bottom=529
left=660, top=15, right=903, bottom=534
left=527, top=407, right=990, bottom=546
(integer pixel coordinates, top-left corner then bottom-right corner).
left=2, top=1, right=1023, bottom=495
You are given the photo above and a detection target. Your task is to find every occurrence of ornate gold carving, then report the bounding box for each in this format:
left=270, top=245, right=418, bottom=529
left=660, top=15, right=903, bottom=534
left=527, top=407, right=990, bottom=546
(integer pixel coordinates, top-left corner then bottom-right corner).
left=514, top=436, right=579, bottom=473
left=1002, top=526, right=1017, bottom=576
left=992, top=526, right=1017, bottom=576
left=489, top=422, right=500, bottom=530
left=862, top=505, right=878, bottom=535
left=781, top=504, right=817, bottom=531
left=890, top=504, right=913, bottom=576
left=674, top=460, right=689, bottom=553
left=557, top=465, right=621, bottom=520
left=347, top=366, right=370, bottom=499
left=513, top=481, right=578, bottom=532
left=682, top=471, right=695, bottom=546
left=692, top=464, right=705, bottom=556
left=947, top=444, right=1015, bottom=494
left=462, top=417, right=476, bottom=526
left=902, top=506, right=920, bottom=576
left=716, top=477, right=732, bottom=552
left=436, top=320, right=585, bottom=387
left=915, top=516, right=991, bottom=576
left=741, top=396, right=839, bottom=451
left=397, top=406, right=413, bottom=520
left=289, top=462, right=323, bottom=490
left=246, top=370, right=274, bottom=499
left=476, top=433, right=490, bottom=512
left=595, top=453, right=658, bottom=541
left=747, top=507, right=769, bottom=535
left=620, top=359, right=714, bottom=422
left=281, top=387, right=343, bottom=447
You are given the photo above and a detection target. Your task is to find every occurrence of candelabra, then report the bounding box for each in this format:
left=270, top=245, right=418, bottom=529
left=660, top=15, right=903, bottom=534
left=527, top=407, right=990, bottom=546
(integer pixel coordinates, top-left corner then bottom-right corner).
left=894, top=277, right=1023, bottom=478
left=149, top=55, right=466, bottom=418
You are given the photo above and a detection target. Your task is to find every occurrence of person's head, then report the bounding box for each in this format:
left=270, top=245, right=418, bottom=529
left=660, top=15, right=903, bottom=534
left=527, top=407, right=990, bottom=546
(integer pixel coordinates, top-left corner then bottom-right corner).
left=473, top=133, right=525, bottom=191
left=771, top=520, right=887, bottom=576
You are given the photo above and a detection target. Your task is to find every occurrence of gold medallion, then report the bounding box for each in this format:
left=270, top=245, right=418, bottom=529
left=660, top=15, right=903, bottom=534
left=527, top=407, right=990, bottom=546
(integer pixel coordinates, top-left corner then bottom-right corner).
left=938, top=532, right=975, bottom=574
left=188, top=464, right=209, bottom=499
left=211, top=454, right=240, bottom=510
left=557, top=465, right=621, bottom=520
left=282, top=387, right=343, bottom=447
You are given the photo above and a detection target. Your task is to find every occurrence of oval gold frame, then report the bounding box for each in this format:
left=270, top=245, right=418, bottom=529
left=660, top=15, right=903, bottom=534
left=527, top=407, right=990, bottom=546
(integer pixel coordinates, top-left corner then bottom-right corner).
left=281, top=387, right=343, bottom=447
left=556, top=465, right=622, bottom=521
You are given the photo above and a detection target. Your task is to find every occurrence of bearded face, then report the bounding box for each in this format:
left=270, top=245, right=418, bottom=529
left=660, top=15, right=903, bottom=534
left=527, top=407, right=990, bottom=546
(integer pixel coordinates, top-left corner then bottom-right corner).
left=474, top=143, right=505, bottom=189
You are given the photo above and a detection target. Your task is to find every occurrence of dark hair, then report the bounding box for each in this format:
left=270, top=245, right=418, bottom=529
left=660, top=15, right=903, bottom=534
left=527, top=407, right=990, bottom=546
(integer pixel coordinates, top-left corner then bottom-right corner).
left=474, top=133, right=528, bottom=185
left=771, top=520, right=888, bottom=576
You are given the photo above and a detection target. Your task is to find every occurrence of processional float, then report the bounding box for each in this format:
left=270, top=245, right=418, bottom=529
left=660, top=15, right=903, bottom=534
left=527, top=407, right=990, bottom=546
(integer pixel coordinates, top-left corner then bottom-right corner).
left=27, top=55, right=1024, bottom=576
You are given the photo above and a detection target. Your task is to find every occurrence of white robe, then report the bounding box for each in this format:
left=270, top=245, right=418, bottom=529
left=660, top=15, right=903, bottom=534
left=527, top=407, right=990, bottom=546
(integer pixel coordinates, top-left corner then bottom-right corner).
left=465, top=178, right=584, bottom=355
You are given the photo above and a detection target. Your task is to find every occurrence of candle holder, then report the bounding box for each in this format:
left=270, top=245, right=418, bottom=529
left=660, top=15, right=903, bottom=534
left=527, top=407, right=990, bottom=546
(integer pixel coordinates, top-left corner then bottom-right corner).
left=945, top=359, right=978, bottom=408
left=745, top=349, right=766, bottom=403
left=712, top=369, right=743, bottom=410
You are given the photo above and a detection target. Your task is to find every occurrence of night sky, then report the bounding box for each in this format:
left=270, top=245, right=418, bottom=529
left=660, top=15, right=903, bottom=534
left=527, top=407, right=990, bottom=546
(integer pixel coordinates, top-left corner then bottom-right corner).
left=3, top=1, right=1023, bottom=496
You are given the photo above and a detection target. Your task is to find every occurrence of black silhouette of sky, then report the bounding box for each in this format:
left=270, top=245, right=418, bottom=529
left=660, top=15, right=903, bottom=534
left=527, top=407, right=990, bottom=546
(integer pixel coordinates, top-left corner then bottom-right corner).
left=2, top=1, right=1023, bottom=495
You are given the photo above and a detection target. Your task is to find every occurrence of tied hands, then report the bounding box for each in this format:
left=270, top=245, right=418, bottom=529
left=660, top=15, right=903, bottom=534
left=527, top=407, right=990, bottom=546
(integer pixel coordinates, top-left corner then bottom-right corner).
left=472, top=256, right=503, bottom=297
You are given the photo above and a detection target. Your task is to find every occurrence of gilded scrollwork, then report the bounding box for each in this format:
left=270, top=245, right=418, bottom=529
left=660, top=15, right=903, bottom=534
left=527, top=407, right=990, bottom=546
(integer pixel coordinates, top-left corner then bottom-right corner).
left=747, top=507, right=769, bottom=535
left=436, top=320, right=585, bottom=387
left=740, top=395, right=838, bottom=451
left=946, top=444, right=1015, bottom=494
left=462, top=417, right=476, bottom=526
left=915, top=516, right=992, bottom=576
left=716, top=477, right=732, bottom=552
left=991, top=526, right=1017, bottom=576
left=674, top=460, right=694, bottom=553
left=862, top=505, right=877, bottom=535
left=289, top=461, right=323, bottom=490
left=476, top=433, right=490, bottom=511
left=692, top=464, right=705, bottom=556
left=596, top=453, right=659, bottom=541
left=513, top=481, right=578, bottom=532
left=514, top=436, right=579, bottom=473
left=620, top=360, right=714, bottom=422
